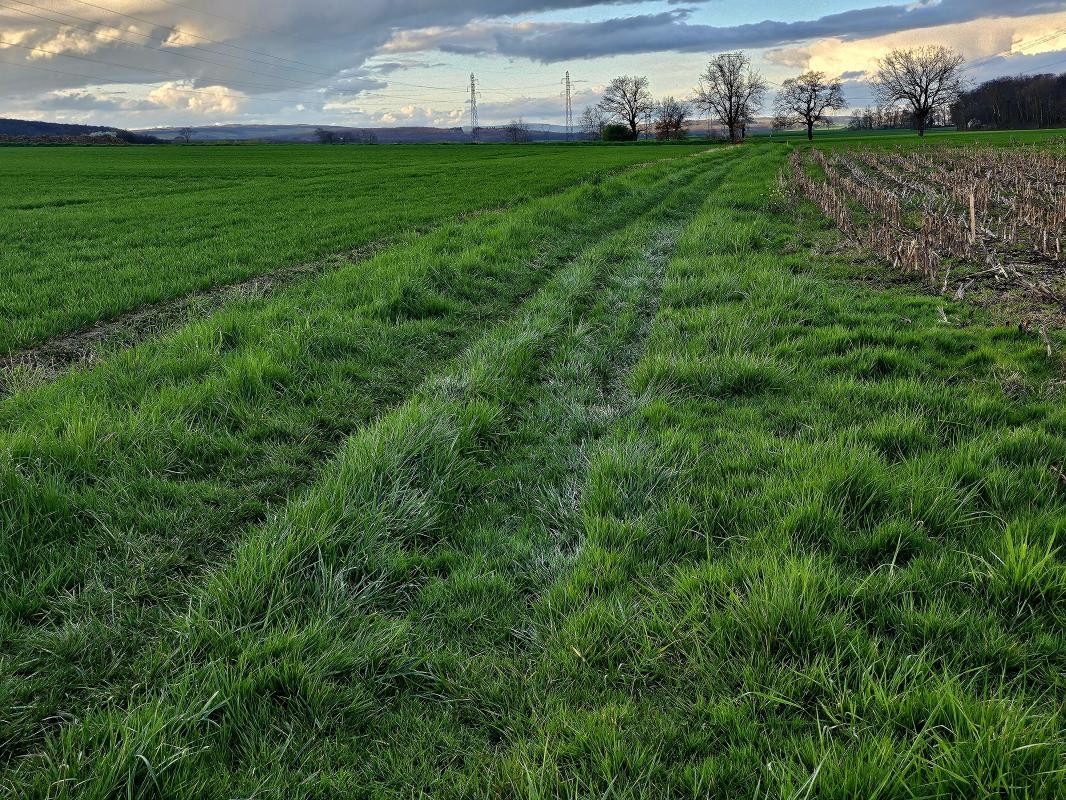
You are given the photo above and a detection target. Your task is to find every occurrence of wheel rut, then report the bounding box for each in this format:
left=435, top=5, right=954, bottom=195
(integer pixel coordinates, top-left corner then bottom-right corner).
left=0, top=153, right=727, bottom=769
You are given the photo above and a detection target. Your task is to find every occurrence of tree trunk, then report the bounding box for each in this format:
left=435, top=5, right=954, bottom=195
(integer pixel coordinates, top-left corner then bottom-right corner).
left=728, top=123, right=737, bottom=143
left=807, top=121, right=814, bottom=141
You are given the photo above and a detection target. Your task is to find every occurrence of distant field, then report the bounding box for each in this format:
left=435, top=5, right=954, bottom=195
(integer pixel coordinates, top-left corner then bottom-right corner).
left=767, top=126, right=1066, bottom=147
left=1, top=136, right=1064, bottom=798
left=0, top=143, right=693, bottom=353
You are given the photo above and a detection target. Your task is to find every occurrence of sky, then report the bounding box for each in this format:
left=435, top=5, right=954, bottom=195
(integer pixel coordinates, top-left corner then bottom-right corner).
left=1, top=0, right=1064, bottom=130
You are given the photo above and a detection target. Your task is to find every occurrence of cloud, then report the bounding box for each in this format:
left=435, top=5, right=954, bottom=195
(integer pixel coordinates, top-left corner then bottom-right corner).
left=1, top=0, right=1064, bottom=127
left=386, top=1, right=1065, bottom=62
left=0, top=1, right=630, bottom=103
left=36, top=89, right=124, bottom=110
left=28, top=23, right=148, bottom=60
left=765, top=10, right=1066, bottom=81
left=147, top=82, right=244, bottom=114
left=161, top=26, right=205, bottom=49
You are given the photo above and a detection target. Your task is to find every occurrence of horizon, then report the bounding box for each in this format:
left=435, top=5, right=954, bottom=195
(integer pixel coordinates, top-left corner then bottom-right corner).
left=1, top=1, right=1064, bottom=130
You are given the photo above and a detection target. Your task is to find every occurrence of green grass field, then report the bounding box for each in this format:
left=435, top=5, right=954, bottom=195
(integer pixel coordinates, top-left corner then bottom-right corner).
left=1, top=133, right=1064, bottom=798
left=0, top=144, right=692, bottom=354
left=766, top=127, right=1066, bottom=152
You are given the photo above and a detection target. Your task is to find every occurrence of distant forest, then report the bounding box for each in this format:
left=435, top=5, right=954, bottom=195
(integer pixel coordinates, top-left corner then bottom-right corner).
left=0, top=118, right=162, bottom=144
left=952, top=72, right=1065, bottom=130
left=849, top=72, right=1065, bottom=132
left=0, top=118, right=113, bottom=137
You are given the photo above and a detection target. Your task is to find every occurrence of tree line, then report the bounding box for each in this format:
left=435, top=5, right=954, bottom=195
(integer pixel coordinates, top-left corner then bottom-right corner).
left=307, top=44, right=1061, bottom=146
left=578, top=45, right=996, bottom=143
left=951, top=73, right=1066, bottom=130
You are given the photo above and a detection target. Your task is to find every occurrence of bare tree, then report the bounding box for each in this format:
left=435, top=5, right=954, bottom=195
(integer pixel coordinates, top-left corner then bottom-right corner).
left=598, top=75, right=653, bottom=139
left=579, top=105, right=609, bottom=141
left=314, top=127, right=338, bottom=144
left=503, top=118, right=532, bottom=143
left=772, top=71, right=846, bottom=141
left=873, top=46, right=966, bottom=136
left=175, top=126, right=194, bottom=143
left=653, top=96, right=690, bottom=140
left=693, top=52, right=767, bottom=144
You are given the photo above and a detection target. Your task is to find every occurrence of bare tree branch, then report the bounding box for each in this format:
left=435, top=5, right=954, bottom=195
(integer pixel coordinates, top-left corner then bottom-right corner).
left=693, top=52, right=767, bottom=144
left=873, top=46, right=966, bottom=136
left=503, top=118, right=532, bottom=143
left=579, top=105, right=609, bottom=141
left=653, top=96, right=690, bottom=140
left=598, top=75, right=653, bottom=138
left=772, top=71, right=846, bottom=141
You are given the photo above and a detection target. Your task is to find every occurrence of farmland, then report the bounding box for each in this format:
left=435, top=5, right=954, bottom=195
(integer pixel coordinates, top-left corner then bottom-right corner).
left=1, top=134, right=1065, bottom=798
left=0, top=144, right=690, bottom=354
left=791, top=135, right=1065, bottom=330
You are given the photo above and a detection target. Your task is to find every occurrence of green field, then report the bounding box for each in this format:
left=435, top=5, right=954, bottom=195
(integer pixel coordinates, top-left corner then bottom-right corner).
left=0, top=144, right=691, bottom=353
left=1, top=134, right=1064, bottom=798
left=766, top=126, right=1066, bottom=149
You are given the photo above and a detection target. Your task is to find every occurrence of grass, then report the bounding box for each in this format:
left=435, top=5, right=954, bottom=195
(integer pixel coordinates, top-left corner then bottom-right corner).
left=0, top=143, right=694, bottom=354
left=0, top=147, right=736, bottom=765
left=1, top=135, right=1064, bottom=798
left=764, top=126, right=1066, bottom=148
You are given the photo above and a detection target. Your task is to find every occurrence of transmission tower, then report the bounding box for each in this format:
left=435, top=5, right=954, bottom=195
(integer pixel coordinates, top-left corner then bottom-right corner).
left=469, top=73, right=479, bottom=142
left=564, top=71, right=573, bottom=142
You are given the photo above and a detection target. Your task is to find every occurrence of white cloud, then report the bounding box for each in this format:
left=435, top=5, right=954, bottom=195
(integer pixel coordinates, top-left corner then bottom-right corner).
left=1, top=1, right=1064, bottom=127
left=324, top=99, right=465, bottom=127
left=147, top=82, right=244, bottom=114
left=28, top=25, right=133, bottom=60
left=0, top=27, right=35, bottom=50
left=766, top=11, right=1066, bottom=81
left=162, top=27, right=204, bottom=49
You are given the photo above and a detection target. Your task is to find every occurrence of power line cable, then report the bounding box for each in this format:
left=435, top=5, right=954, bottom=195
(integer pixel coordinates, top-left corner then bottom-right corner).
left=0, top=44, right=453, bottom=107
left=0, top=1, right=333, bottom=87
left=50, top=0, right=335, bottom=75
left=132, top=3, right=471, bottom=92
left=138, top=0, right=323, bottom=47
left=962, top=27, right=1066, bottom=73
left=5, top=1, right=468, bottom=95
left=5, top=2, right=572, bottom=101
left=0, top=36, right=331, bottom=93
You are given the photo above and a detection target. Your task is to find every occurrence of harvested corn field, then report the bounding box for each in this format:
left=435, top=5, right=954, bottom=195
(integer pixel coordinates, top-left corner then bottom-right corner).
left=790, top=140, right=1066, bottom=331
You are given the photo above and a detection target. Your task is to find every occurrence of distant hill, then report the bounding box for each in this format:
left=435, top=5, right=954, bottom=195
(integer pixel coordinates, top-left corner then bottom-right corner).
left=0, top=117, right=165, bottom=145
left=0, top=118, right=117, bottom=137
left=4, top=114, right=856, bottom=146
left=135, top=123, right=576, bottom=143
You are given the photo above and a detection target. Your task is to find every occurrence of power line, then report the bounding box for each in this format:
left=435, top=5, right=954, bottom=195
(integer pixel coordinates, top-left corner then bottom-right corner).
left=0, top=36, right=339, bottom=95
left=133, top=3, right=474, bottom=94
left=563, top=70, right=573, bottom=141
left=469, top=72, right=479, bottom=142
left=365, top=76, right=465, bottom=93
left=0, top=1, right=330, bottom=88
left=962, top=28, right=1066, bottom=73
left=138, top=0, right=323, bottom=48
left=1, top=2, right=581, bottom=114
left=49, top=0, right=335, bottom=76
left=0, top=48, right=454, bottom=110
left=4, top=0, right=469, bottom=97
